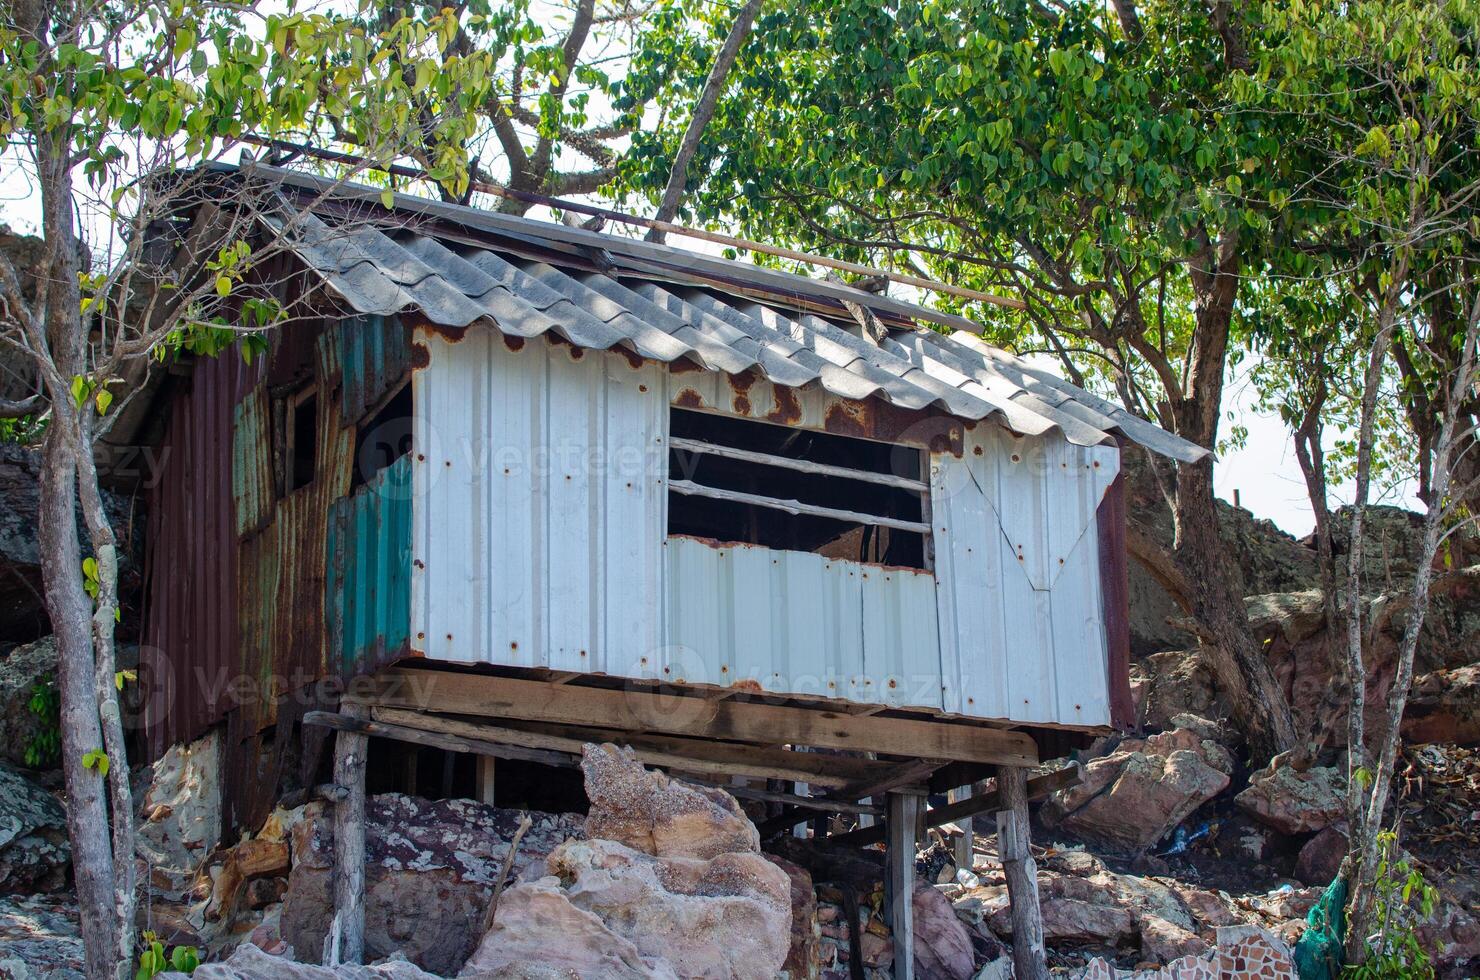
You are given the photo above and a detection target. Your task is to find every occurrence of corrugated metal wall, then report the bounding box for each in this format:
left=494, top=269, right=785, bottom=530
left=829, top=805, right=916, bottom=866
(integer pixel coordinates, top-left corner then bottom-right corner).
left=328, top=453, right=413, bottom=676
left=932, top=424, right=1120, bottom=727
left=410, top=326, right=1120, bottom=728
left=411, top=327, right=668, bottom=672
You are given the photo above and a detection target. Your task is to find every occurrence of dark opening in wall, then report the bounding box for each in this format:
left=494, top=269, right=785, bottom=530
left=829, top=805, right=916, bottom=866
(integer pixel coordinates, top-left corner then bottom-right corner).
left=667, top=407, right=930, bottom=569
left=352, top=382, right=413, bottom=488
left=286, top=387, right=317, bottom=492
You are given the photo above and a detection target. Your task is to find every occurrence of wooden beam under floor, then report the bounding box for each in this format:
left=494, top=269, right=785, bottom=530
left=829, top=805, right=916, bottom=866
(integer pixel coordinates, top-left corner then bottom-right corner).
left=359, top=668, right=1039, bottom=766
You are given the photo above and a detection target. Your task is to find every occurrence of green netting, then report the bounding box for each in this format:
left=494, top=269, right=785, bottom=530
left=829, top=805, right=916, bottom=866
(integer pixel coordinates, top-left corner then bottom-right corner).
left=1295, top=876, right=1347, bottom=980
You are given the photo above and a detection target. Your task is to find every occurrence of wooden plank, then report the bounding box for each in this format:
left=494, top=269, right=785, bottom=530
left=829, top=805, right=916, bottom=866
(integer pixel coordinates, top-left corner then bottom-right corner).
left=668, top=479, right=932, bottom=534
left=756, top=758, right=941, bottom=839
left=488, top=718, right=889, bottom=786
left=998, top=767, right=1048, bottom=980
left=369, top=706, right=864, bottom=788
left=307, top=711, right=576, bottom=769
left=825, top=764, right=1080, bottom=848
left=670, top=436, right=930, bottom=492
left=684, top=778, right=883, bottom=816
left=360, top=669, right=1040, bottom=766
left=949, top=784, right=976, bottom=872
left=331, top=703, right=369, bottom=965
left=475, top=756, right=496, bottom=805
left=887, top=791, right=922, bottom=980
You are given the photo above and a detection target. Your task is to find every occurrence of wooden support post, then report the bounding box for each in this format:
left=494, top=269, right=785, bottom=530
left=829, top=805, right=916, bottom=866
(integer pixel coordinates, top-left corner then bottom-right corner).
left=997, top=767, right=1047, bottom=980
left=886, top=790, right=923, bottom=980
left=948, top=784, right=974, bottom=873
left=476, top=755, right=496, bottom=806
left=331, top=702, right=369, bottom=965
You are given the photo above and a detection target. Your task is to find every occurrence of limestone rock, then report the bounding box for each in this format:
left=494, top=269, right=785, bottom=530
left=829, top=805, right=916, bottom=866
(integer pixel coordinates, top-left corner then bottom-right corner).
left=0, top=892, right=85, bottom=979
left=1234, top=763, right=1344, bottom=835
left=0, top=763, right=69, bottom=891
left=580, top=742, right=759, bottom=860
left=0, top=637, right=57, bottom=769
left=1139, top=914, right=1208, bottom=963
left=1041, top=725, right=1233, bottom=851
left=135, top=730, right=222, bottom=894
left=281, top=796, right=582, bottom=975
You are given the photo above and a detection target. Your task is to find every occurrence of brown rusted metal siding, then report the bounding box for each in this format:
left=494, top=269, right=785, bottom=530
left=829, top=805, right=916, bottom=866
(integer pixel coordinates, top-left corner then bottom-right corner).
left=1097, top=465, right=1134, bottom=730
left=143, top=349, right=261, bottom=755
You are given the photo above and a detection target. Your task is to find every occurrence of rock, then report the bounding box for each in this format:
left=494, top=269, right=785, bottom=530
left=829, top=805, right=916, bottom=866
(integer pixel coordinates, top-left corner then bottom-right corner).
left=1294, top=827, right=1348, bottom=886
left=205, top=837, right=290, bottom=922
left=1234, top=763, right=1345, bottom=835
left=135, top=730, right=222, bottom=894
left=0, top=637, right=57, bottom=769
left=158, top=941, right=441, bottom=979
left=1041, top=725, right=1233, bottom=851
left=1404, top=665, right=1480, bottom=746
left=580, top=742, right=759, bottom=860
left=246, top=876, right=287, bottom=910
left=1133, top=651, right=1224, bottom=734
left=467, top=837, right=790, bottom=980
left=0, top=762, right=69, bottom=891
left=458, top=876, right=677, bottom=980
left=912, top=883, right=974, bottom=980
left=983, top=873, right=1136, bottom=944
left=766, top=855, right=820, bottom=979
left=281, top=796, right=582, bottom=975
left=0, top=892, right=85, bottom=979
left=1139, top=914, right=1207, bottom=963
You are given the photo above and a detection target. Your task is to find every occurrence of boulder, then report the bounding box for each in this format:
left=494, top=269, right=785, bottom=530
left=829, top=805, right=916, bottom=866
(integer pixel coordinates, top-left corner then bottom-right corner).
left=467, top=840, right=793, bottom=980
left=580, top=742, right=759, bottom=860
left=912, top=883, right=974, bottom=980
left=0, top=762, right=69, bottom=891
left=1294, top=827, right=1348, bottom=887
left=281, top=796, right=582, bottom=975
left=0, top=892, right=85, bottom=979
left=0, top=637, right=57, bottom=769
left=1234, top=763, right=1345, bottom=835
left=981, top=874, right=1136, bottom=945
left=158, top=941, right=441, bottom=979
left=1403, top=665, right=1480, bottom=746
left=1132, top=651, right=1224, bottom=733
left=766, top=855, right=820, bottom=979
left=1138, top=914, right=1207, bottom=963
left=1041, top=724, right=1234, bottom=851
left=136, top=730, right=223, bottom=895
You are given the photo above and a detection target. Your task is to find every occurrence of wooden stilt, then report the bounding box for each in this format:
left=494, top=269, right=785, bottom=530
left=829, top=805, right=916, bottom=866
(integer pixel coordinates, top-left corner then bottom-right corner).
left=996, top=767, right=1048, bottom=980
left=475, top=755, right=496, bottom=806
left=948, top=784, right=974, bottom=873
left=886, top=790, right=922, bottom=980
left=331, top=702, right=369, bottom=965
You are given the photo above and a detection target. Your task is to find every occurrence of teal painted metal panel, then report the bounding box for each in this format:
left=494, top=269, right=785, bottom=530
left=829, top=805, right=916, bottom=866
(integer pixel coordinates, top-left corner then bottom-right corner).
left=338, top=314, right=410, bottom=422
left=327, top=453, right=413, bottom=677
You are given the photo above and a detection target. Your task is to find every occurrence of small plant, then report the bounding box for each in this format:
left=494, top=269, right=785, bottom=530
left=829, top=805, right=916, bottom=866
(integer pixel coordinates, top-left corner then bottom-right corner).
left=135, top=931, right=199, bottom=978
left=24, top=677, right=60, bottom=769
left=1344, top=832, right=1438, bottom=979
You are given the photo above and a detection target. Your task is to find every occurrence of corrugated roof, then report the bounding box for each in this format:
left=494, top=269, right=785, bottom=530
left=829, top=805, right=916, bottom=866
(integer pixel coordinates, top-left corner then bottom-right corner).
left=260, top=168, right=1205, bottom=462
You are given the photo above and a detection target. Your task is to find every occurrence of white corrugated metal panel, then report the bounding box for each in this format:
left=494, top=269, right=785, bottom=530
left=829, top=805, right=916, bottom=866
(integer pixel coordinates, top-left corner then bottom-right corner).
left=663, top=536, right=943, bottom=710
left=411, top=327, right=667, bottom=673
left=932, top=424, right=1116, bottom=727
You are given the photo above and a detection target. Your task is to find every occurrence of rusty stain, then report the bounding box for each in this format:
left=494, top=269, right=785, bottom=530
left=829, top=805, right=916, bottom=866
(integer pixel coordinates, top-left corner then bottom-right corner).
left=973, top=445, right=983, bottom=456
left=732, top=393, right=751, bottom=415
left=729, top=367, right=758, bottom=393
left=669, top=356, right=702, bottom=374
left=764, top=386, right=803, bottom=425
left=417, top=321, right=468, bottom=344
left=501, top=334, right=526, bottom=352
left=674, top=388, right=705, bottom=409
left=410, top=342, right=431, bottom=370
left=638, top=384, right=648, bottom=393
left=612, top=344, right=645, bottom=370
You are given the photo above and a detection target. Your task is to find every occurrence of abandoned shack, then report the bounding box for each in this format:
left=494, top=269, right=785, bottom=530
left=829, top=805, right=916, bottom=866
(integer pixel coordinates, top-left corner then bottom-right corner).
left=126, top=162, right=1207, bottom=977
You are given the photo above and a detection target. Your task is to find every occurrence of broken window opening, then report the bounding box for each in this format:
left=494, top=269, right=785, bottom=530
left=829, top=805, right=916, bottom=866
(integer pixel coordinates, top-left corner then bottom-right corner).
left=285, top=386, right=318, bottom=493
left=667, top=407, right=929, bottom=569
left=351, top=382, right=413, bottom=489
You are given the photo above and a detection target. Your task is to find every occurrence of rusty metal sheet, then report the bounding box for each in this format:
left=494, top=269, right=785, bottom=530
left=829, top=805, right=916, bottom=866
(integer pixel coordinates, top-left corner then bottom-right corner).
left=327, top=453, right=412, bottom=678
left=338, top=314, right=411, bottom=423
left=232, top=388, right=273, bottom=538
left=142, top=347, right=261, bottom=756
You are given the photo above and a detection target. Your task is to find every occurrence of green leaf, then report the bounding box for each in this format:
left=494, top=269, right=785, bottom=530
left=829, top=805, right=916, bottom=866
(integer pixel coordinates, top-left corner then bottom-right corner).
left=215, top=276, right=232, bottom=297
left=380, top=187, right=395, bottom=209
left=95, top=387, right=113, bottom=415
left=82, top=748, right=110, bottom=778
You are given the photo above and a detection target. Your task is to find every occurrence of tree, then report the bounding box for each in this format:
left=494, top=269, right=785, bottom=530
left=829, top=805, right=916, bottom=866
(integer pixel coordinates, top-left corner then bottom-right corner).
left=616, top=0, right=1307, bottom=761
left=0, top=1, right=489, bottom=975
left=1239, top=0, right=1480, bottom=961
